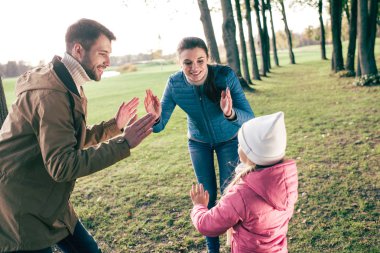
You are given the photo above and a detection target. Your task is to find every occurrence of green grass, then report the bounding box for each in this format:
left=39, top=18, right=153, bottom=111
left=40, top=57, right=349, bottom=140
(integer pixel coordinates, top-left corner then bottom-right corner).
left=2, top=42, right=380, bottom=253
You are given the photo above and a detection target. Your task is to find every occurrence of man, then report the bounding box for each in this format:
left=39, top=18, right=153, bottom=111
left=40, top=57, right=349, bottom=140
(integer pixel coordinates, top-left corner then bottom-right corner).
left=0, top=18, right=155, bottom=252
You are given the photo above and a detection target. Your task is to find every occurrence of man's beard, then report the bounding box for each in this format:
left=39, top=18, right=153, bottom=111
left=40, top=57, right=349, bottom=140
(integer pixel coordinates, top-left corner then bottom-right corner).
left=81, top=54, right=99, bottom=81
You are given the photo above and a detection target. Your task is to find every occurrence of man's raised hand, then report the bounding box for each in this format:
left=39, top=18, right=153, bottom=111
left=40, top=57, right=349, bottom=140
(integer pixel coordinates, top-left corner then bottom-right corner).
left=123, top=113, right=156, bottom=149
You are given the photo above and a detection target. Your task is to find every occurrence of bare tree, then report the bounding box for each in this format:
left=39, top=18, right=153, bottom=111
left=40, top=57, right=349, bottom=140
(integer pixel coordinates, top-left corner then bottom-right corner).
left=345, top=0, right=357, bottom=75
left=234, top=0, right=252, bottom=84
left=291, top=0, right=327, bottom=60
left=253, top=0, right=268, bottom=76
left=330, top=0, right=344, bottom=72
left=318, top=0, right=327, bottom=60
left=267, top=0, right=279, bottom=66
left=220, top=0, right=242, bottom=76
left=343, top=0, right=350, bottom=22
left=277, top=0, right=296, bottom=64
left=197, top=0, right=221, bottom=63
left=0, top=77, right=8, bottom=128
left=244, top=0, right=261, bottom=80
left=356, top=0, right=378, bottom=84
left=261, top=0, right=271, bottom=71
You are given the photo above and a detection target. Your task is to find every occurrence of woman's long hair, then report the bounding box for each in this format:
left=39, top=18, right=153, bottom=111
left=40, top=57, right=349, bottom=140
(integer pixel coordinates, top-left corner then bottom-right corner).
left=203, top=65, right=221, bottom=103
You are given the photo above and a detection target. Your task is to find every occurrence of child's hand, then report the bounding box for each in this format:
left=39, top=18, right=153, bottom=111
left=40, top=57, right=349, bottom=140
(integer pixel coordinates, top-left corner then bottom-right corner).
left=190, top=183, right=209, bottom=206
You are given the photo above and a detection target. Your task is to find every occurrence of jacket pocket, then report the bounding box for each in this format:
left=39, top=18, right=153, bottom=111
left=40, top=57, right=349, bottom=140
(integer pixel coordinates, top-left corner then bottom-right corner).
left=38, top=182, right=73, bottom=225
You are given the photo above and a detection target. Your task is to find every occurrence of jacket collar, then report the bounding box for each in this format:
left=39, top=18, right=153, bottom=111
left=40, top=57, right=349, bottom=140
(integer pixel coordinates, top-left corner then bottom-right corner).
left=52, top=55, right=80, bottom=98
left=243, top=160, right=298, bottom=211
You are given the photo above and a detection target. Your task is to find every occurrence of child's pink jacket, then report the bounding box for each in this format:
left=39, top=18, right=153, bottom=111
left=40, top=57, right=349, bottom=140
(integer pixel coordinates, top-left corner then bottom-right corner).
left=191, top=160, right=298, bottom=253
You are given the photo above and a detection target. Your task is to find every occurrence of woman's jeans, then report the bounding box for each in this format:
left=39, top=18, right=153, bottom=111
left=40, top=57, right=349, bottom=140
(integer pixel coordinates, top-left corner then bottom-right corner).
left=188, top=137, right=239, bottom=252
left=11, top=221, right=101, bottom=253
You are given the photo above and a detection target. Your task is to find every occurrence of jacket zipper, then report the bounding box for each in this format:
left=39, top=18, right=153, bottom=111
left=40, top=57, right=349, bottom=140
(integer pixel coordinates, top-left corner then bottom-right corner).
left=196, top=86, right=216, bottom=143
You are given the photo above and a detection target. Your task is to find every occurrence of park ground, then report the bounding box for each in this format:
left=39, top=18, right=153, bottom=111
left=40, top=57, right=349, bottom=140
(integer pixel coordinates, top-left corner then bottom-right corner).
left=2, top=42, right=379, bottom=252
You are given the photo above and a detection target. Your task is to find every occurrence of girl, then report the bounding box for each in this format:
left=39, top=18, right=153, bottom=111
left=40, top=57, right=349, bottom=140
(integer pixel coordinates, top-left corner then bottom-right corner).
left=190, top=112, right=298, bottom=253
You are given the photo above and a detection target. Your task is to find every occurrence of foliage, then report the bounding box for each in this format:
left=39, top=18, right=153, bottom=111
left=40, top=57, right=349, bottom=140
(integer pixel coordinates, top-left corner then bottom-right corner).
left=0, top=61, right=32, bottom=78
left=290, top=0, right=320, bottom=9
left=117, top=63, right=138, bottom=73
left=110, top=51, right=175, bottom=66
left=353, top=73, right=380, bottom=86
left=335, top=69, right=356, bottom=77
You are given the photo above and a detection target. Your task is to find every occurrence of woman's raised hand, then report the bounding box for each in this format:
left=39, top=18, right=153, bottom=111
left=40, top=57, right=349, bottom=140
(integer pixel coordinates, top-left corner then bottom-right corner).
left=220, top=87, right=233, bottom=117
left=144, top=89, right=162, bottom=121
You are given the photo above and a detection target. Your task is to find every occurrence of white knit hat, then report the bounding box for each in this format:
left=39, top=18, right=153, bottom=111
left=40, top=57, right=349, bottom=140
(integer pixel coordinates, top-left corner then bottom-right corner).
left=238, top=111, right=286, bottom=166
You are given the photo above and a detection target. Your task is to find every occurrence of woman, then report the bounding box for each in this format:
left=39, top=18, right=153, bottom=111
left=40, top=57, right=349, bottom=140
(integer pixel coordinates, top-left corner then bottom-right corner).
left=144, top=37, right=254, bottom=252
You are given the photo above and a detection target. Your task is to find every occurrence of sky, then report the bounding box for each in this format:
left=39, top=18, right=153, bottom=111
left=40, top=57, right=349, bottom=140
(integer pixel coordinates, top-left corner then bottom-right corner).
left=0, top=0, right=324, bottom=65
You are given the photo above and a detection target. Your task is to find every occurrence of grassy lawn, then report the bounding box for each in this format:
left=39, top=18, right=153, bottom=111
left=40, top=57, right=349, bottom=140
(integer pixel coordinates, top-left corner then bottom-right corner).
left=2, top=42, right=379, bottom=252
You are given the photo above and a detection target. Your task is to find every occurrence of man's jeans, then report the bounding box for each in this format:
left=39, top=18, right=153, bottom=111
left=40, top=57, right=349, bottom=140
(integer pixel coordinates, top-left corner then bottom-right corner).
left=188, top=137, right=239, bottom=252
left=11, top=221, right=101, bottom=253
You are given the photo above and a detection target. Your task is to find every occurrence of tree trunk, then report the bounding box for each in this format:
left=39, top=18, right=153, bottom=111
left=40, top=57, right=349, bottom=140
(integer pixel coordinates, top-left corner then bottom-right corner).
left=197, top=0, right=221, bottom=63
left=356, top=53, right=361, bottom=76
left=345, top=0, right=357, bottom=74
left=318, top=0, right=327, bottom=60
left=344, top=0, right=350, bottom=23
left=244, top=0, right=261, bottom=80
left=330, top=0, right=344, bottom=72
left=0, top=77, right=8, bottom=128
left=253, top=0, right=267, bottom=76
left=357, top=0, right=378, bottom=76
left=235, top=0, right=252, bottom=84
left=279, top=1, right=295, bottom=64
left=261, top=0, right=271, bottom=71
left=268, top=0, right=279, bottom=66
left=220, top=0, right=241, bottom=77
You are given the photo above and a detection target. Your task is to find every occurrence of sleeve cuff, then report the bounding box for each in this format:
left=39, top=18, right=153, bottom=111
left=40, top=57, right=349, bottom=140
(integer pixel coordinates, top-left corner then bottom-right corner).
left=225, top=109, right=237, bottom=121
left=115, top=136, right=131, bottom=149
left=105, top=118, right=123, bottom=133
left=153, top=117, right=161, bottom=126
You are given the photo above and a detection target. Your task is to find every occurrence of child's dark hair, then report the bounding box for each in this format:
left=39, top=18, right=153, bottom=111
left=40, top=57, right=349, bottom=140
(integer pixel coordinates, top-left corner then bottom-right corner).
left=65, top=18, right=116, bottom=52
left=177, top=37, right=221, bottom=103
